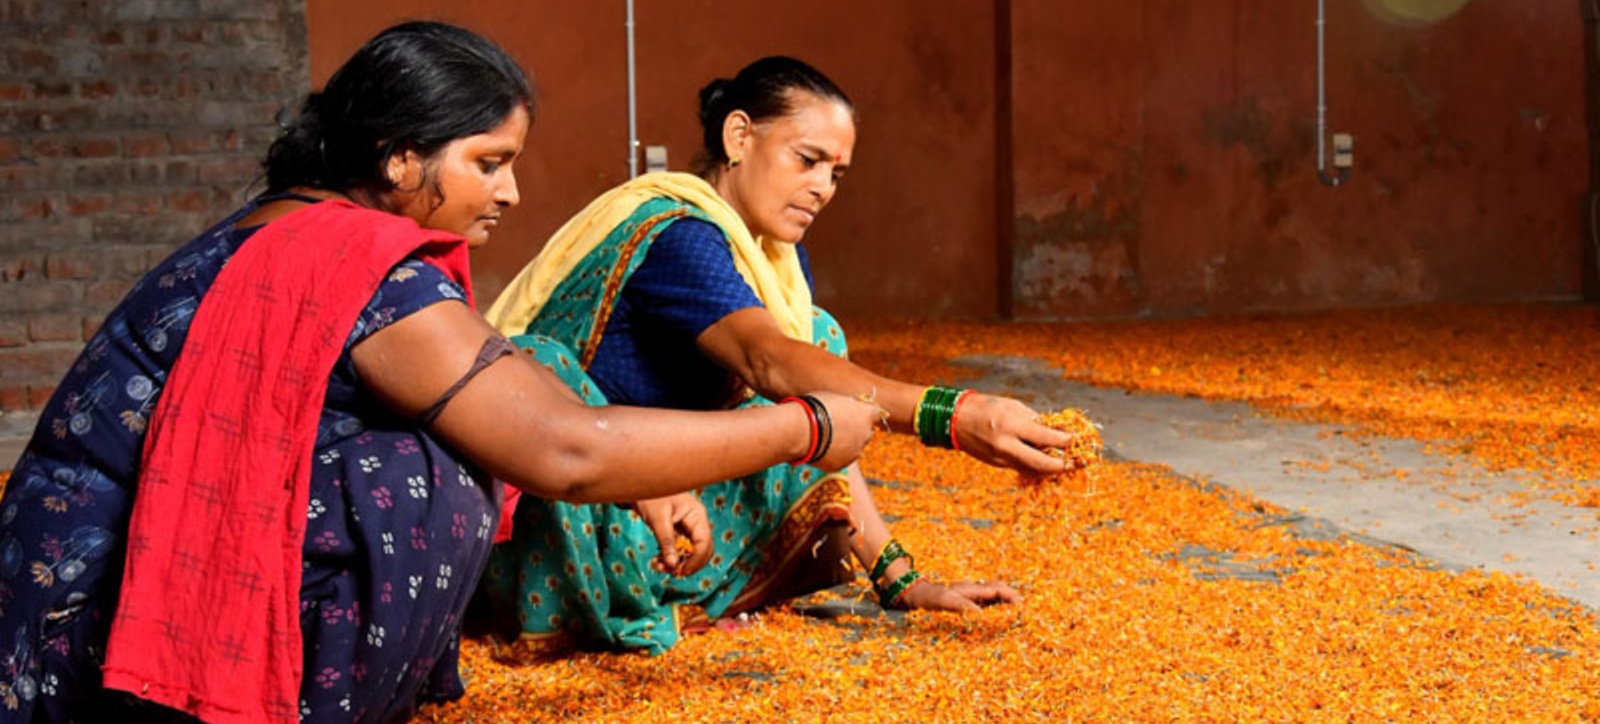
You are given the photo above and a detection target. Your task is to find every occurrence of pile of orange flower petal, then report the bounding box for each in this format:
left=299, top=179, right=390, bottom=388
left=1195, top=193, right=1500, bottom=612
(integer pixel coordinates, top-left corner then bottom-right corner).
left=420, top=436, right=1598, bottom=723
left=1024, top=408, right=1103, bottom=486
left=851, top=304, right=1600, bottom=508
left=413, top=303, right=1599, bottom=723
left=4, top=304, right=1597, bottom=722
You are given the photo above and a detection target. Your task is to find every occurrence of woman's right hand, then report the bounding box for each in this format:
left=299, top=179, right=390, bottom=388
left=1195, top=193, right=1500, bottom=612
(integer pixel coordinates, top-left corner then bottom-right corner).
left=951, top=392, right=1077, bottom=475
left=806, top=391, right=883, bottom=470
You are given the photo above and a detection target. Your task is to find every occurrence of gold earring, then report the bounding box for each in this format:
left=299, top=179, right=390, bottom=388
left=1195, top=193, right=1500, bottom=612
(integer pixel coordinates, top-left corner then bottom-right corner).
left=728, top=157, right=742, bottom=168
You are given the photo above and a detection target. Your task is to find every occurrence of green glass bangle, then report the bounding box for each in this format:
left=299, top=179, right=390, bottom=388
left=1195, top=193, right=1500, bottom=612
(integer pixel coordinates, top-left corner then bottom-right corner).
left=915, top=387, right=942, bottom=446
left=912, top=386, right=933, bottom=439
left=916, top=386, right=963, bottom=448
left=935, top=387, right=962, bottom=437
left=869, top=539, right=913, bottom=583
left=877, top=568, right=923, bottom=609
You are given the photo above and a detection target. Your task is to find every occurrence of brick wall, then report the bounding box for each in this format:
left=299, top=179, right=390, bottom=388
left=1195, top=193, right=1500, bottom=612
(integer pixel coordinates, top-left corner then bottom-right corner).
left=0, top=0, right=307, bottom=410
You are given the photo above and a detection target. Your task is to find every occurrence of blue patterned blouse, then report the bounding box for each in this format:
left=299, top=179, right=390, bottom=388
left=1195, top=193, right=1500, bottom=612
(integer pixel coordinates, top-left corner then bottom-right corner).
left=587, top=217, right=814, bottom=410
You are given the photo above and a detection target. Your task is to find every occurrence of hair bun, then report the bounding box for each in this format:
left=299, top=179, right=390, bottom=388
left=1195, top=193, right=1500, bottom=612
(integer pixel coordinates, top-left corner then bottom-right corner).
left=697, top=78, right=731, bottom=121
left=275, top=93, right=324, bottom=139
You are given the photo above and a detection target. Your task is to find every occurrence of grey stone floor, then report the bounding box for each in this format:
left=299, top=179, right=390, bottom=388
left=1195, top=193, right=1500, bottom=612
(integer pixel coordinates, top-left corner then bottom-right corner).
left=954, top=354, right=1600, bottom=612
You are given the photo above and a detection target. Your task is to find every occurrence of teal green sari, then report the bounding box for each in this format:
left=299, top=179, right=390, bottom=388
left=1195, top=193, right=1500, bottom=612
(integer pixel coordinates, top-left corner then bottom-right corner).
left=478, top=199, right=855, bottom=661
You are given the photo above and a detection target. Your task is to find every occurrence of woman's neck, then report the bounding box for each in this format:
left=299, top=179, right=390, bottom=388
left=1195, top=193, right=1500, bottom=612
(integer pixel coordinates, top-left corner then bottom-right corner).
left=235, top=187, right=365, bottom=229
left=294, top=186, right=359, bottom=205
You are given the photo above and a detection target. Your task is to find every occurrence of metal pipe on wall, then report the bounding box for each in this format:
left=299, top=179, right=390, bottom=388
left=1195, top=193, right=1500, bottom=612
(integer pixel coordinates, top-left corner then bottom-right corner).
left=626, top=0, right=639, bottom=178
left=1317, top=0, right=1352, bottom=186
left=1585, top=0, right=1600, bottom=299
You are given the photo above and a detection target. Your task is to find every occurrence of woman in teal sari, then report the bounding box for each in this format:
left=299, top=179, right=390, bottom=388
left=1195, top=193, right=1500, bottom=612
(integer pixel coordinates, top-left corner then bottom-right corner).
left=478, top=57, right=1080, bottom=660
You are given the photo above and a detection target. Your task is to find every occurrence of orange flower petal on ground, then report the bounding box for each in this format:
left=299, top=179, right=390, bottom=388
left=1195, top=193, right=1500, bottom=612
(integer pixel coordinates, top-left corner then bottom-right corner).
left=11, top=303, right=1599, bottom=722
left=405, top=303, right=1599, bottom=723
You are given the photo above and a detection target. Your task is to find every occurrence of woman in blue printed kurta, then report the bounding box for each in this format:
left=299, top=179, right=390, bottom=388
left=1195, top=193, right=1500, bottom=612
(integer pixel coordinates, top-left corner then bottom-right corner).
left=0, top=24, right=879, bottom=724
left=0, top=206, right=493, bottom=721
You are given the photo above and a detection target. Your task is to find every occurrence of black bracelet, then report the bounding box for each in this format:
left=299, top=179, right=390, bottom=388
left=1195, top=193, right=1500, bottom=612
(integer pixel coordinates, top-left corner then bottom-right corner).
left=797, top=394, right=831, bottom=465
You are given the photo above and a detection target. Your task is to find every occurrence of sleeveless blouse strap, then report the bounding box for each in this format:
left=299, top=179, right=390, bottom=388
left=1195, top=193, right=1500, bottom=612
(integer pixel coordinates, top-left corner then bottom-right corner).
left=417, top=335, right=518, bottom=426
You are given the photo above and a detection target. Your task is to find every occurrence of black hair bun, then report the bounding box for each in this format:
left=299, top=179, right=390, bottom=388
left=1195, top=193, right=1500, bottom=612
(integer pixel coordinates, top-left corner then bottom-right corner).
left=697, top=78, right=731, bottom=122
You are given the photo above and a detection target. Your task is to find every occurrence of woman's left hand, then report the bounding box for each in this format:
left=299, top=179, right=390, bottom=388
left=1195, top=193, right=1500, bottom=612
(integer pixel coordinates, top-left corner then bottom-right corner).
left=898, top=578, right=1022, bottom=612
left=951, top=393, right=1080, bottom=476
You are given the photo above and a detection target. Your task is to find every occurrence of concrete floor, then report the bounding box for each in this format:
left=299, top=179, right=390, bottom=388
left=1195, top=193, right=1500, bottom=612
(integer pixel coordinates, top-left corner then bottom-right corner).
left=958, top=354, right=1600, bottom=612
left=2, top=356, right=1595, bottom=612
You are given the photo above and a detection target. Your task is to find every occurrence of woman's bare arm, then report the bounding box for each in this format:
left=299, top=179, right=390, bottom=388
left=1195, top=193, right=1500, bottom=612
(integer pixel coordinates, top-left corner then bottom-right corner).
left=350, top=300, right=877, bottom=503
left=696, top=307, right=1072, bottom=474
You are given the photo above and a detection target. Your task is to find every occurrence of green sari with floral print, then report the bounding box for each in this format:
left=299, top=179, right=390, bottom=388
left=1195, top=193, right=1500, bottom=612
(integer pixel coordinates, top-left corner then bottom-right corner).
left=477, top=199, right=855, bottom=661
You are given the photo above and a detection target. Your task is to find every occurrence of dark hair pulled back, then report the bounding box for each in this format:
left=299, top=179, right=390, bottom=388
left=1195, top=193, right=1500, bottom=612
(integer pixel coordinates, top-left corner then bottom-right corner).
left=694, top=56, right=851, bottom=175
left=264, top=21, right=534, bottom=193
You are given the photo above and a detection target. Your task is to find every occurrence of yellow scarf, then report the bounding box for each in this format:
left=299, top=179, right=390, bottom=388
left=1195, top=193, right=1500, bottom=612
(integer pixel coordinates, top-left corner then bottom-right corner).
left=485, top=171, right=813, bottom=343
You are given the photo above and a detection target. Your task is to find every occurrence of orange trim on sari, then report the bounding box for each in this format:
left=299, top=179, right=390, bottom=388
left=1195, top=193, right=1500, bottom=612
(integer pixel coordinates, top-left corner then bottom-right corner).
left=579, top=208, right=690, bottom=368
left=724, top=472, right=854, bottom=614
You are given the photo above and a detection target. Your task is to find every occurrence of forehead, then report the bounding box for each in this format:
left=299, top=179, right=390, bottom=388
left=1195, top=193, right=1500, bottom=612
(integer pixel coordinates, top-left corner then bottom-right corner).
left=763, top=93, right=855, bottom=161
left=455, top=105, right=530, bottom=153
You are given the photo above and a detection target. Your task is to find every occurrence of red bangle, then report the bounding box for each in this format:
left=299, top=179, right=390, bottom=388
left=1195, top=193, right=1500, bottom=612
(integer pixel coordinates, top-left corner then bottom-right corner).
left=948, top=390, right=976, bottom=452
left=779, top=396, right=819, bottom=464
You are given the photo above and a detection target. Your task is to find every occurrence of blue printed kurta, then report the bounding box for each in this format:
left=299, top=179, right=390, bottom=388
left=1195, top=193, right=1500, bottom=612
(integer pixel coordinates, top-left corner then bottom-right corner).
left=0, top=197, right=498, bottom=723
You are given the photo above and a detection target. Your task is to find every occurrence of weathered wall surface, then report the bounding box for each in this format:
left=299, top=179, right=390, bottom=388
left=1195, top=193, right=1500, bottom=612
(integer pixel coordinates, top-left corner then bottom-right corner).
left=0, top=1, right=1587, bottom=411
left=314, top=1, right=1586, bottom=321
left=1009, top=0, right=1587, bottom=318
left=0, top=0, right=308, bottom=408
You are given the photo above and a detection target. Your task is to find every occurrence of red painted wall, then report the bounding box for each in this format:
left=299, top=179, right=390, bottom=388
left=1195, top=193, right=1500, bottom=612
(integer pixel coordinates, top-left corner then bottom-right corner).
left=306, top=1, right=1587, bottom=321
left=306, top=0, right=1001, bottom=318
left=1010, top=0, right=1587, bottom=318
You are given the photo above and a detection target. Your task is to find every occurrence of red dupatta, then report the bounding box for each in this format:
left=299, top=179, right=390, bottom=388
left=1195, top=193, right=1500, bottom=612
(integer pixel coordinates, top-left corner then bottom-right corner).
left=101, top=199, right=473, bottom=723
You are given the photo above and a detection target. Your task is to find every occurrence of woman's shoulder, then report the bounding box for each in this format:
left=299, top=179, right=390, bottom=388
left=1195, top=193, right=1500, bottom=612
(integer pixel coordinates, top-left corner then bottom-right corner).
left=656, top=215, right=729, bottom=246
left=348, top=258, right=466, bottom=343
left=638, top=216, right=743, bottom=277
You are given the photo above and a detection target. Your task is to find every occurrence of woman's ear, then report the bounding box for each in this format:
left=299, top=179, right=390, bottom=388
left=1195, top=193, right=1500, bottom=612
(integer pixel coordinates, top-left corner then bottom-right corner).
left=386, top=148, right=424, bottom=191
left=721, top=110, right=753, bottom=165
